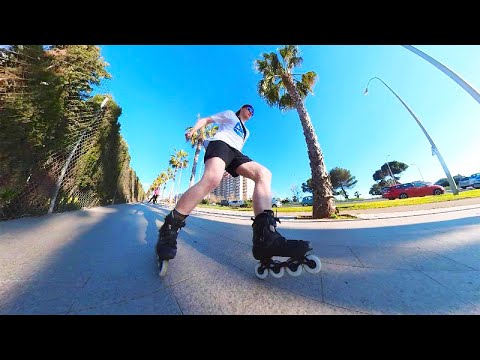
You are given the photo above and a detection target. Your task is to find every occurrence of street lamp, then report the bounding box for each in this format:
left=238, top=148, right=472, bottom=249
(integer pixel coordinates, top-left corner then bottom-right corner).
left=402, top=45, right=480, bottom=107
left=385, top=154, right=396, bottom=185
left=411, top=163, right=425, bottom=181
left=364, top=77, right=459, bottom=195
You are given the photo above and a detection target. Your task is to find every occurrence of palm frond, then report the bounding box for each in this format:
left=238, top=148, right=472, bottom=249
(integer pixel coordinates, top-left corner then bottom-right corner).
left=301, top=71, right=317, bottom=89
left=278, top=93, right=295, bottom=111
left=279, top=45, right=302, bottom=70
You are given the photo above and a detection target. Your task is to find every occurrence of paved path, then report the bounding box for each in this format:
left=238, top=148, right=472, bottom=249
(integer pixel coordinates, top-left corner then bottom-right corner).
left=1, top=201, right=479, bottom=314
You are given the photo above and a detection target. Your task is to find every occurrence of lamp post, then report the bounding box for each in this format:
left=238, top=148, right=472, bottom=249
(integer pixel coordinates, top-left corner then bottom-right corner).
left=364, top=77, right=459, bottom=195
left=411, top=163, right=425, bottom=181
left=385, top=155, right=396, bottom=185
left=402, top=45, right=480, bottom=106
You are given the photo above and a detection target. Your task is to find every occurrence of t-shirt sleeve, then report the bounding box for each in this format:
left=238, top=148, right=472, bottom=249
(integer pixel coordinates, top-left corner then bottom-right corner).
left=210, top=110, right=235, bottom=125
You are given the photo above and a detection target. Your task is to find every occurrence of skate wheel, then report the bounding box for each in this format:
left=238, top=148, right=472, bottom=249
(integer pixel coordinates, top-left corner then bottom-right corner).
left=254, top=263, right=268, bottom=280
left=286, top=262, right=303, bottom=277
left=269, top=266, right=285, bottom=278
left=303, top=255, right=321, bottom=274
left=158, top=259, right=169, bottom=277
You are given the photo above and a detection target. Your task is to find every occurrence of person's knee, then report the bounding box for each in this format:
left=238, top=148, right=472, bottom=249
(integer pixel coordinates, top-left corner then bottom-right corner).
left=202, top=174, right=223, bottom=191
left=258, top=166, right=272, bottom=182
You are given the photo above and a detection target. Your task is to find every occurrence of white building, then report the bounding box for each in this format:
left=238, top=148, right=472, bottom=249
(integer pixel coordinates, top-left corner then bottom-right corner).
left=212, top=172, right=254, bottom=201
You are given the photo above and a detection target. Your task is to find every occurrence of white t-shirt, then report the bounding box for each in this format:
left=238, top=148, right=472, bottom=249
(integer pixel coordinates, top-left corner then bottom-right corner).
left=204, top=110, right=250, bottom=152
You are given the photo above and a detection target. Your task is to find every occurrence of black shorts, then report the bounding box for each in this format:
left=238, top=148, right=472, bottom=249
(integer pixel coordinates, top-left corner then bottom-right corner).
left=204, top=140, right=253, bottom=177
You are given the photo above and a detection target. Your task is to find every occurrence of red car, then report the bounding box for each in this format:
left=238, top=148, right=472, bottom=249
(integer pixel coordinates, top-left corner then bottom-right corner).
left=382, top=181, right=445, bottom=200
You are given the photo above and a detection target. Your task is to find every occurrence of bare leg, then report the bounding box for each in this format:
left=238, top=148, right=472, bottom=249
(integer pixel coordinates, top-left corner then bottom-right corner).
left=174, top=157, right=226, bottom=215
left=235, top=161, right=272, bottom=216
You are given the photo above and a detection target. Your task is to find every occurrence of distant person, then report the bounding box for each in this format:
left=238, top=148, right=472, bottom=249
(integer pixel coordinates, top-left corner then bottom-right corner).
left=147, top=187, right=160, bottom=204
left=155, top=104, right=315, bottom=276
left=152, top=187, right=160, bottom=204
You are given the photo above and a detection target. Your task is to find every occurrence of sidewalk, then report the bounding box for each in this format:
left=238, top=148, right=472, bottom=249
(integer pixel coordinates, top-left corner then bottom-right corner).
left=190, top=197, right=480, bottom=221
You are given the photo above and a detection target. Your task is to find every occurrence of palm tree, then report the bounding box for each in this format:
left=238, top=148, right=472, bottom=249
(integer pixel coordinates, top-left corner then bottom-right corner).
left=186, top=113, right=219, bottom=188
left=157, top=171, right=169, bottom=201
left=149, top=170, right=169, bottom=202
left=168, top=149, right=189, bottom=203
left=174, top=155, right=189, bottom=203
left=162, top=168, right=174, bottom=201
left=255, top=45, right=335, bottom=218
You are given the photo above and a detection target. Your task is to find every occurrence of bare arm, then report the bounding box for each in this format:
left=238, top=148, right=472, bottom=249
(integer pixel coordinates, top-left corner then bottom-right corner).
left=185, top=116, right=214, bottom=141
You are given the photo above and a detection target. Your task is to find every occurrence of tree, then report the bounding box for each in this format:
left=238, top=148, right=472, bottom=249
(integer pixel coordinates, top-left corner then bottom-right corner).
left=329, top=167, right=358, bottom=200
left=290, top=185, right=301, bottom=203
left=186, top=113, right=218, bottom=188
left=370, top=160, right=409, bottom=196
left=0, top=45, right=134, bottom=218
left=436, top=174, right=463, bottom=187
left=301, top=178, right=313, bottom=194
left=255, top=45, right=335, bottom=218
left=151, top=170, right=170, bottom=200
left=161, top=168, right=174, bottom=201
left=354, top=191, right=360, bottom=199
left=369, top=184, right=381, bottom=196
left=168, top=149, right=189, bottom=203
left=373, top=161, right=409, bottom=185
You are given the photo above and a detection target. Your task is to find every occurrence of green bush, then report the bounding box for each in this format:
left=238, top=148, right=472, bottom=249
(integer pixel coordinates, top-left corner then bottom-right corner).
left=240, top=199, right=253, bottom=208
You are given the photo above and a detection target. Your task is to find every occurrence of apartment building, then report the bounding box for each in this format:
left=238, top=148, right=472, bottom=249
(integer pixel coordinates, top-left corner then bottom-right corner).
left=211, top=172, right=254, bottom=201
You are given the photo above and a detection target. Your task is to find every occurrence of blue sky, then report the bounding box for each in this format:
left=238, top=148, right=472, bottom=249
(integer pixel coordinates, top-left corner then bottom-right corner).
left=98, top=45, right=480, bottom=200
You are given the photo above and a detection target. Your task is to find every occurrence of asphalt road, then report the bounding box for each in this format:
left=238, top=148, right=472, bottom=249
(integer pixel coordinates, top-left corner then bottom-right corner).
left=1, top=201, right=479, bottom=314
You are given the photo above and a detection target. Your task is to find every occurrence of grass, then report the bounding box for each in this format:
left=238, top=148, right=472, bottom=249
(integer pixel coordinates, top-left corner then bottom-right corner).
left=196, top=189, right=480, bottom=213
left=337, top=189, right=480, bottom=211
left=296, top=213, right=358, bottom=220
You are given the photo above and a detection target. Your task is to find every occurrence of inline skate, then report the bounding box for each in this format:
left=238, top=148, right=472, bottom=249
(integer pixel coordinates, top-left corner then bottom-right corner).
left=251, top=210, right=321, bottom=279
left=155, top=212, right=185, bottom=277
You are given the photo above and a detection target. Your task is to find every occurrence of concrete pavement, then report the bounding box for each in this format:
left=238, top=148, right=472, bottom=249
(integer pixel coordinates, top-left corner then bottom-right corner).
left=0, top=201, right=479, bottom=314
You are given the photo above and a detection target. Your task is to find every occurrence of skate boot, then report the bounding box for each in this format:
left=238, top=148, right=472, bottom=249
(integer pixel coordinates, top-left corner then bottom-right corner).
left=155, top=212, right=185, bottom=277
left=251, top=210, right=321, bottom=279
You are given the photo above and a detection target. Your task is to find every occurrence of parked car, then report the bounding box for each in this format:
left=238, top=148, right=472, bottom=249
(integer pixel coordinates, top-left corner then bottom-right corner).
left=473, top=175, right=480, bottom=189
left=301, top=196, right=313, bottom=206
left=228, top=200, right=244, bottom=207
left=219, top=200, right=229, bottom=206
left=382, top=181, right=445, bottom=200
left=459, top=177, right=471, bottom=189
left=459, top=173, right=480, bottom=189
left=272, top=198, right=282, bottom=207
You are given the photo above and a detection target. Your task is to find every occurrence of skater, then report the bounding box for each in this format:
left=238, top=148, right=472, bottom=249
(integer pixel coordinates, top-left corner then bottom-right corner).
left=155, top=104, right=320, bottom=278
left=147, top=186, right=160, bottom=204
left=152, top=186, right=160, bottom=204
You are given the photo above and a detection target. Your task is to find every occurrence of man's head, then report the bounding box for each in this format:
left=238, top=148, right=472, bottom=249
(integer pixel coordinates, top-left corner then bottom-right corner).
left=236, top=104, right=254, bottom=120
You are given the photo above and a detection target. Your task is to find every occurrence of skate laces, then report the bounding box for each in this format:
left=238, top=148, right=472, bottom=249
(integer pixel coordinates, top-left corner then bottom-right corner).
left=160, top=219, right=185, bottom=243
left=266, top=214, right=287, bottom=244
left=165, top=221, right=185, bottom=234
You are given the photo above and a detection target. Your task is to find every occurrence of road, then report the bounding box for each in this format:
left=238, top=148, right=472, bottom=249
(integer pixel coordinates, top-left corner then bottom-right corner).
left=0, top=202, right=479, bottom=314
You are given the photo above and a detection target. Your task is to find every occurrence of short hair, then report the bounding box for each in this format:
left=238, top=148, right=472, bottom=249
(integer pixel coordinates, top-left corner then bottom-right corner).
left=235, top=104, right=254, bottom=118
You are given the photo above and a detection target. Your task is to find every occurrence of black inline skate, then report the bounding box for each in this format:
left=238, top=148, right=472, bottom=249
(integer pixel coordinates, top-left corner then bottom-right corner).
left=251, top=210, right=321, bottom=279
left=155, top=212, right=185, bottom=277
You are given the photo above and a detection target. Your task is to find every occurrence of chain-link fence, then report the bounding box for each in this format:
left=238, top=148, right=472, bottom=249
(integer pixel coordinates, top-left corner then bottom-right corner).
left=0, top=45, right=144, bottom=220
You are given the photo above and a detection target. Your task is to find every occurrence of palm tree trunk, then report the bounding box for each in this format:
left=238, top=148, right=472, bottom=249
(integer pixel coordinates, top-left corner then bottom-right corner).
left=282, top=75, right=336, bottom=219
left=161, top=183, right=167, bottom=201
left=189, top=142, right=202, bottom=188
left=168, top=169, right=177, bottom=203
left=175, top=168, right=183, bottom=203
